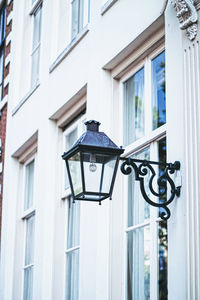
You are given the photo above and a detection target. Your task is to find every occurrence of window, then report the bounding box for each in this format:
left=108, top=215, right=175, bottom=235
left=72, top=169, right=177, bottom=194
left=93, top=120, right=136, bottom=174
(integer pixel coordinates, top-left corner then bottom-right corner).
left=0, top=5, right=6, bottom=101
left=122, top=48, right=167, bottom=300
left=22, top=159, right=35, bottom=300
left=71, top=0, right=90, bottom=40
left=65, top=197, right=80, bottom=300
left=63, top=115, right=86, bottom=196
left=31, top=3, right=42, bottom=88
left=63, top=115, right=85, bottom=299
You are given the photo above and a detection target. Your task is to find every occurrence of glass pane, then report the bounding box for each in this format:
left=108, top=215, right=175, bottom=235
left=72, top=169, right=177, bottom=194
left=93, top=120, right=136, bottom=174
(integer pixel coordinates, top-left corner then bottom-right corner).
left=126, top=226, right=150, bottom=300
left=23, top=266, right=34, bottom=300
left=71, top=0, right=79, bottom=39
left=65, top=129, right=78, bottom=189
left=68, top=153, right=82, bottom=196
left=67, top=199, right=80, bottom=249
left=0, top=6, right=6, bottom=45
left=124, top=68, right=144, bottom=146
left=100, top=156, right=117, bottom=194
left=158, top=137, right=168, bottom=299
left=158, top=137, right=167, bottom=216
left=152, top=51, right=166, bottom=130
left=158, top=220, right=168, bottom=300
left=83, top=152, right=115, bottom=194
left=31, top=47, right=40, bottom=88
left=32, top=6, right=42, bottom=50
left=127, top=148, right=150, bottom=227
left=65, top=249, right=80, bottom=300
left=25, top=215, right=35, bottom=266
left=24, top=160, right=35, bottom=210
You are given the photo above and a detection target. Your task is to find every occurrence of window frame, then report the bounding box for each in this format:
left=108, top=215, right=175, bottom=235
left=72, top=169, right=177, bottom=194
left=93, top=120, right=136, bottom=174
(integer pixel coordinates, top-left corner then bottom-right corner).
left=21, top=155, right=37, bottom=300
left=119, top=44, right=167, bottom=300
left=64, top=196, right=81, bottom=300
left=29, top=0, right=43, bottom=89
left=62, top=113, right=86, bottom=199
left=70, top=0, right=90, bottom=41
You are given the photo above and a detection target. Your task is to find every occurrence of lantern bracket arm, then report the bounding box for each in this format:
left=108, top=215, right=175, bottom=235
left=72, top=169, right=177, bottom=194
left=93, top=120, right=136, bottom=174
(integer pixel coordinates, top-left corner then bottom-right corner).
left=119, top=157, right=181, bottom=220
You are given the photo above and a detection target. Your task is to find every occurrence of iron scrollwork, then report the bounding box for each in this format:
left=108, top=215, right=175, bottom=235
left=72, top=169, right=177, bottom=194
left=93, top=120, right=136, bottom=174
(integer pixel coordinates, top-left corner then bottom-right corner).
left=120, top=158, right=181, bottom=220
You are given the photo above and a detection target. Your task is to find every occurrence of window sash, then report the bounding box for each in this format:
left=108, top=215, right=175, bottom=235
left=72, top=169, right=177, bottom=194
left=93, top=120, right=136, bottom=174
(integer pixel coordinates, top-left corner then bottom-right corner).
left=31, top=4, right=42, bottom=88
left=23, top=214, right=35, bottom=300
left=24, top=160, right=35, bottom=211
left=122, top=48, right=166, bottom=151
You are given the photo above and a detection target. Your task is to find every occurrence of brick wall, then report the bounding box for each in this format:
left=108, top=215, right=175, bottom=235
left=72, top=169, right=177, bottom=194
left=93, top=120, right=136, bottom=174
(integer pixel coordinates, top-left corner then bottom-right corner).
left=0, top=0, right=13, bottom=238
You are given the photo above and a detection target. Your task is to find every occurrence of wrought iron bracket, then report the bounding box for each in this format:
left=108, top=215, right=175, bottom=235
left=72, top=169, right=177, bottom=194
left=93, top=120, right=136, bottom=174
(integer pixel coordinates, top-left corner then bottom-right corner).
left=120, top=158, right=181, bottom=220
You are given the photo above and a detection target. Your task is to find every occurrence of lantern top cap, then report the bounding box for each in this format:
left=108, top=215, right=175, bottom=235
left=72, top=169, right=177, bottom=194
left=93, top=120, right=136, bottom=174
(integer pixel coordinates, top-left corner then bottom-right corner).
left=85, top=120, right=101, bottom=132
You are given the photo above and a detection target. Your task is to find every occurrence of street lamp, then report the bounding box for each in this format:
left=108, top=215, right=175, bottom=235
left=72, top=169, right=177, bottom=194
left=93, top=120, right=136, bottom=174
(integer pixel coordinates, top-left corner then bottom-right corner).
left=62, top=120, right=181, bottom=220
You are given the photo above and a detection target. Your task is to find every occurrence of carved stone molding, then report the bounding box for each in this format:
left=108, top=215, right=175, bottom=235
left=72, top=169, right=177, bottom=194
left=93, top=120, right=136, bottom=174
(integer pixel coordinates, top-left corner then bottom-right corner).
left=171, top=0, right=198, bottom=40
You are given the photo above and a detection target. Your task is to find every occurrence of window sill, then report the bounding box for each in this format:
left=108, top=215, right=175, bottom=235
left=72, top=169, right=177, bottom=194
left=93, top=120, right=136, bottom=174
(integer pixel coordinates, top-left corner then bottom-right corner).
left=29, top=0, right=42, bottom=15
left=21, top=208, right=35, bottom=220
left=12, top=82, right=40, bottom=116
left=49, top=25, right=89, bottom=74
left=101, top=0, right=118, bottom=15
left=0, top=95, right=8, bottom=111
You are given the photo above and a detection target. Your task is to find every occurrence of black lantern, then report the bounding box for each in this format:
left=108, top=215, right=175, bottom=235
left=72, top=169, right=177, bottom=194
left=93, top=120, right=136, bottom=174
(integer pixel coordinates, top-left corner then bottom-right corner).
left=62, top=120, right=124, bottom=204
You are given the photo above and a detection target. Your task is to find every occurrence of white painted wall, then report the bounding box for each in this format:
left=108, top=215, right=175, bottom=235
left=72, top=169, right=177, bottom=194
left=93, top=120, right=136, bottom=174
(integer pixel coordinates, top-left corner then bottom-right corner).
left=0, top=0, right=199, bottom=299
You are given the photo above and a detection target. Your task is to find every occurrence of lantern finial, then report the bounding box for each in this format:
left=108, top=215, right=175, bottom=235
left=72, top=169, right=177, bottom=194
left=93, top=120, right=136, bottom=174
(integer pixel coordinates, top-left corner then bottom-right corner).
left=85, top=120, right=101, bottom=132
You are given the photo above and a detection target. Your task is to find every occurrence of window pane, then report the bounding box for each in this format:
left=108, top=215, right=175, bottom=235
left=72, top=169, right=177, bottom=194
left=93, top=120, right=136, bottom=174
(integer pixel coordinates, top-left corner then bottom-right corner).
left=65, top=129, right=78, bottom=189
left=68, top=153, right=82, bottom=196
left=124, top=68, right=145, bottom=146
left=152, top=51, right=166, bottom=130
left=25, top=215, right=35, bottom=266
left=32, top=6, right=42, bottom=50
left=67, top=199, right=80, bottom=249
left=0, top=6, right=6, bottom=45
left=127, top=148, right=150, bottom=227
left=66, top=249, right=80, bottom=300
left=31, top=47, right=40, bottom=88
left=158, top=220, right=168, bottom=300
left=126, top=226, right=150, bottom=300
left=71, top=0, right=79, bottom=39
left=24, top=160, right=35, bottom=210
left=158, top=137, right=168, bottom=299
left=23, top=266, right=34, bottom=300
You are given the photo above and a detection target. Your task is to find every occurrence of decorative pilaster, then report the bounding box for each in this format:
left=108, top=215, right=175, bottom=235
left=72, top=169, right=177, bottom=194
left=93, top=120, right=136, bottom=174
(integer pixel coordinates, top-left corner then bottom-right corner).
left=171, top=0, right=198, bottom=40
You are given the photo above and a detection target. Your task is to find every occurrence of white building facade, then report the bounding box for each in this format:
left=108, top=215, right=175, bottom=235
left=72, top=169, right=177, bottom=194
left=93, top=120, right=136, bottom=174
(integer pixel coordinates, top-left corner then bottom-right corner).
left=0, top=0, right=200, bottom=299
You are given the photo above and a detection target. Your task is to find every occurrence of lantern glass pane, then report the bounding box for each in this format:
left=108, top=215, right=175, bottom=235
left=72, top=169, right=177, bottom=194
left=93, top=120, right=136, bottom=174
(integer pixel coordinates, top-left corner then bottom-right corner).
left=68, top=152, right=82, bottom=196
left=100, top=156, right=117, bottom=193
left=82, top=152, right=117, bottom=194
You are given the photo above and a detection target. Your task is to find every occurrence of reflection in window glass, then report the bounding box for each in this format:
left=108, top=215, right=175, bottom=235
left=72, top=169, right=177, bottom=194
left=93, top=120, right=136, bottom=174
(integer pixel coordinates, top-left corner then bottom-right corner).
left=158, top=137, right=168, bottom=299
left=65, top=129, right=78, bottom=189
left=66, top=198, right=80, bottom=300
left=152, top=51, right=166, bottom=130
left=24, top=160, right=35, bottom=210
left=127, top=226, right=150, bottom=300
left=124, top=68, right=144, bottom=146
left=127, top=148, right=150, bottom=228
left=31, top=5, right=42, bottom=88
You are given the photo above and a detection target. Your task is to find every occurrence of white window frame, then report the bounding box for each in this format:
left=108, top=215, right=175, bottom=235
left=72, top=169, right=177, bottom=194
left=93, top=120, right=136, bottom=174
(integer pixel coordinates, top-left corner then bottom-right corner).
left=62, top=113, right=86, bottom=199
left=29, top=0, right=43, bottom=89
left=21, top=154, right=37, bottom=300
left=70, top=0, right=90, bottom=41
left=119, top=44, right=167, bottom=300
left=64, top=196, right=81, bottom=300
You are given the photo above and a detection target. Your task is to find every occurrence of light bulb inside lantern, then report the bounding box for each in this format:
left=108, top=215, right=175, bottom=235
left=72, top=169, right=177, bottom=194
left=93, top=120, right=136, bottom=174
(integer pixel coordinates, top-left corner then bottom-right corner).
left=89, top=153, right=97, bottom=172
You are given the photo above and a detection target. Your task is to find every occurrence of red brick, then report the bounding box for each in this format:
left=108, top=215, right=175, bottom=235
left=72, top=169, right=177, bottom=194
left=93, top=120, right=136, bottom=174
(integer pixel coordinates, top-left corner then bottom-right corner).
left=6, top=20, right=12, bottom=36
left=6, top=0, right=13, bottom=17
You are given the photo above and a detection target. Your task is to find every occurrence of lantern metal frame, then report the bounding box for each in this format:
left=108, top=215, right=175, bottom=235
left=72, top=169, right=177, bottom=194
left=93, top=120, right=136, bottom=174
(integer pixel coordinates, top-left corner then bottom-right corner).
left=63, top=120, right=181, bottom=220
left=63, top=144, right=123, bottom=203
left=120, top=157, right=181, bottom=220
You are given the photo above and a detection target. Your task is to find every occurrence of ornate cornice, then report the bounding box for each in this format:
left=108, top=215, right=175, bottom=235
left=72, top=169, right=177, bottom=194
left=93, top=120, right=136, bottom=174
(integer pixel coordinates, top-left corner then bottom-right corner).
left=171, top=0, right=198, bottom=40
